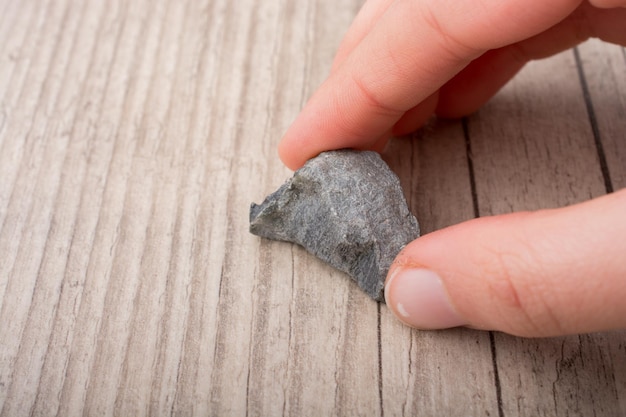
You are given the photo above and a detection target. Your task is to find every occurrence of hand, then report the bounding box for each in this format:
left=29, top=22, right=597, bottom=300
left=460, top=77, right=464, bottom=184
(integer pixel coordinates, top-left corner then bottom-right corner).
left=278, top=0, right=626, bottom=337
left=385, top=191, right=626, bottom=337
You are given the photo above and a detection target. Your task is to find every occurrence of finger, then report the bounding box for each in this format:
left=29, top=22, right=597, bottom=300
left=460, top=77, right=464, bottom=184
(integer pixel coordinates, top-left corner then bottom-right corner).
left=331, top=0, right=395, bottom=73
left=588, top=0, right=626, bottom=8
left=392, top=92, right=439, bottom=136
left=582, top=2, right=626, bottom=44
left=436, top=4, right=626, bottom=118
left=279, top=0, right=583, bottom=169
left=435, top=48, right=527, bottom=119
left=384, top=189, right=626, bottom=337
left=370, top=131, right=393, bottom=153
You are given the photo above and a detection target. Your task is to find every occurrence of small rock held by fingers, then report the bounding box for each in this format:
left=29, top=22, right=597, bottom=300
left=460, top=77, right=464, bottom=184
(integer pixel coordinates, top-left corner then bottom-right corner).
left=249, top=149, right=420, bottom=301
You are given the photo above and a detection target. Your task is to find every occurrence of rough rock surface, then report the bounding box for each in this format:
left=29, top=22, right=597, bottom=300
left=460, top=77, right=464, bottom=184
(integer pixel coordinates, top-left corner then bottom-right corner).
left=249, top=150, right=420, bottom=301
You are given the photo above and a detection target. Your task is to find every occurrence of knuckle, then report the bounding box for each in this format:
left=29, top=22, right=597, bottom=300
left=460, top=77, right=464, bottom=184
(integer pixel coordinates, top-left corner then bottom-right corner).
left=349, top=73, right=403, bottom=116
left=416, top=0, right=481, bottom=61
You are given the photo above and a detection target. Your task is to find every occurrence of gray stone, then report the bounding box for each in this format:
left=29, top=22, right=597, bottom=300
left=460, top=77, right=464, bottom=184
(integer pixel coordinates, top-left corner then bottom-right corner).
left=249, top=150, right=420, bottom=301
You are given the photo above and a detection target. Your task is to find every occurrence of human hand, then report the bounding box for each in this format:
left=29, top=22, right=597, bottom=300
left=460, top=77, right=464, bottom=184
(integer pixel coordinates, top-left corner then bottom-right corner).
left=278, top=0, right=626, bottom=336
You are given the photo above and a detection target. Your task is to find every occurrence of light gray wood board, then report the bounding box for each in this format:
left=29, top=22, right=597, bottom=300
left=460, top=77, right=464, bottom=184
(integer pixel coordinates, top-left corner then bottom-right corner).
left=577, top=40, right=626, bottom=190
left=0, top=0, right=624, bottom=416
left=382, top=126, right=500, bottom=417
left=467, top=46, right=626, bottom=417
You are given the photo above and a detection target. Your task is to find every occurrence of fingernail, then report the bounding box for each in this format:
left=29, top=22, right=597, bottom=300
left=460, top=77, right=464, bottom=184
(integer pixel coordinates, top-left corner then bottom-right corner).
left=385, top=268, right=465, bottom=329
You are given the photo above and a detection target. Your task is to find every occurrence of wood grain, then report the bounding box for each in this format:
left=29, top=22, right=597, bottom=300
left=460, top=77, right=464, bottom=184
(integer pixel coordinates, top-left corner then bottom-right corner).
left=382, top=124, right=500, bottom=417
left=577, top=40, right=626, bottom=190
left=468, top=44, right=626, bottom=417
left=0, top=1, right=624, bottom=416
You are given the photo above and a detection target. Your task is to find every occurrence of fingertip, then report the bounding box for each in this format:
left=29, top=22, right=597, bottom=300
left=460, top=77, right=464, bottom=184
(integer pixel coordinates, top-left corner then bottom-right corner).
left=385, top=265, right=466, bottom=330
left=277, top=135, right=304, bottom=171
left=277, top=109, right=328, bottom=170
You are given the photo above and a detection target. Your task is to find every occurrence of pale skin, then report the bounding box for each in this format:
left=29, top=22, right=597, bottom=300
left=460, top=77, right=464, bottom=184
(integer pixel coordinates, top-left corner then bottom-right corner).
left=278, top=0, right=626, bottom=337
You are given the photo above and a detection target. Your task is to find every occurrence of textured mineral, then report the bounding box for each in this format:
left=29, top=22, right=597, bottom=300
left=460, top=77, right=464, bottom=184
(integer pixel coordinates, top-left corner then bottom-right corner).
left=249, top=150, right=420, bottom=302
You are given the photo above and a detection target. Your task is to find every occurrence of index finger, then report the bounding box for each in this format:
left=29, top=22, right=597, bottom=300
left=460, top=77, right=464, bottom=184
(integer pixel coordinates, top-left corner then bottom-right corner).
left=278, top=0, right=583, bottom=170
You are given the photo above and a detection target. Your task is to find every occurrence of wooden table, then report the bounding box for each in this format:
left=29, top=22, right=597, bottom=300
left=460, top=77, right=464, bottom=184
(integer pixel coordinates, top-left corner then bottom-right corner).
left=1, top=0, right=624, bottom=415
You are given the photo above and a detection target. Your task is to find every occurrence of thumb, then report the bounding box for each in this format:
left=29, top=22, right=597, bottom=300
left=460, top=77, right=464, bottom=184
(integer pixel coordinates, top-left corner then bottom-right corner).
left=384, top=189, right=626, bottom=337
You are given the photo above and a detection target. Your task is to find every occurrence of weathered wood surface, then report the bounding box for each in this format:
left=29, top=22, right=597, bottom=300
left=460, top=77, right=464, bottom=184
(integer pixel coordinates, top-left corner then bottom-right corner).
left=0, top=0, right=624, bottom=416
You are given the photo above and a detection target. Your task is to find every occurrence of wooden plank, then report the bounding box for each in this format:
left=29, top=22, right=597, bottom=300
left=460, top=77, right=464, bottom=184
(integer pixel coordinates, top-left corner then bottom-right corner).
left=244, top=1, right=381, bottom=416
left=469, top=51, right=607, bottom=213
left=467, top=46, right=626, bottom=416
left=380, top=125, right=500, bottom=416
left=0, top=0, right=41, bottom=108
left=0, top=0, right=115, bottom=415
left=0, top=0, right=624, bottom=416
left=0, top=0, right=67, bottom=303
left=577, top=40, right=626, bottom=190
left=0, top=0, right=91, bottom=413
left=576, top=39, right=626, bottom=417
